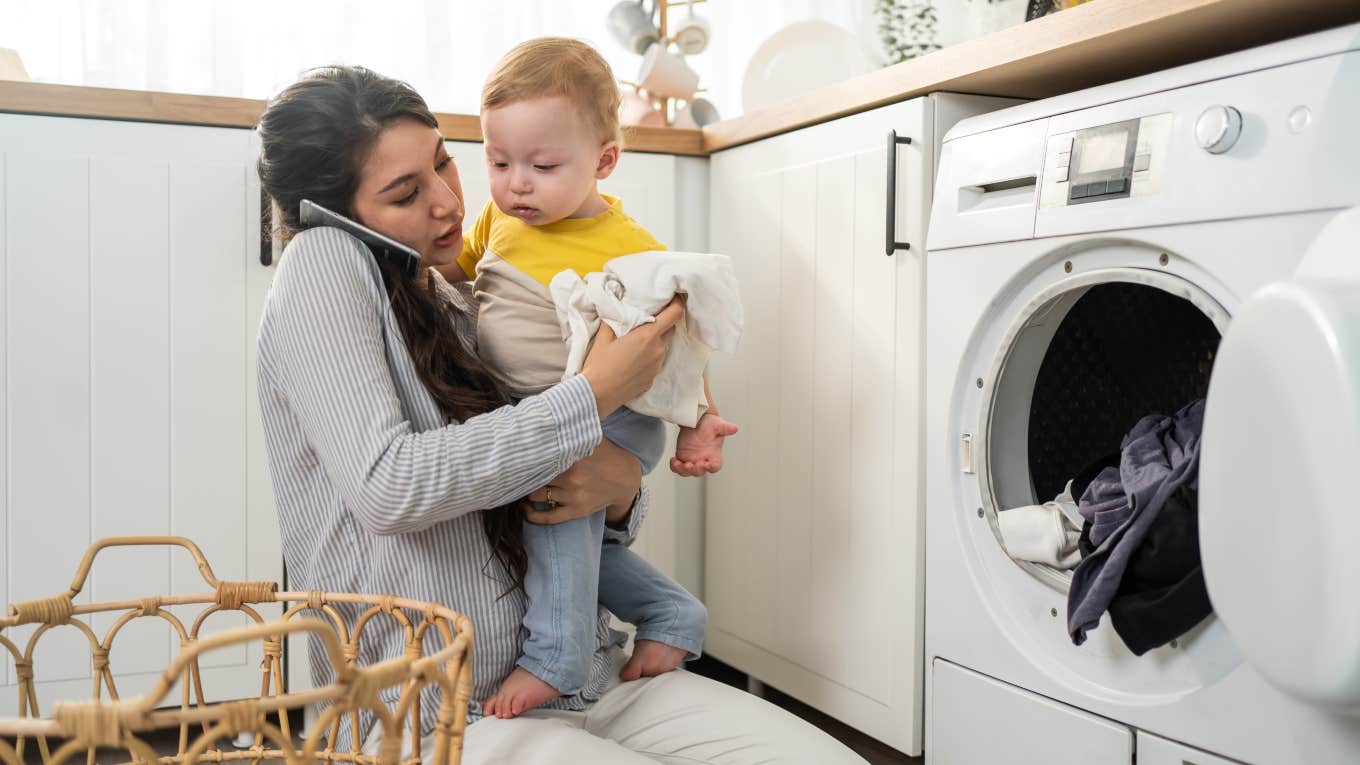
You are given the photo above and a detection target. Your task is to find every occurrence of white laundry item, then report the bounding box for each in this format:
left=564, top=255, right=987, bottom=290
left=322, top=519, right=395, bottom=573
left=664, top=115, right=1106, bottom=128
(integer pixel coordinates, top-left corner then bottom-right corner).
left=998, top=482, right=1083, bottom=570
left=550, top=251, right=743, bottom=428
left=1054, top=479, right=1083, bottom=527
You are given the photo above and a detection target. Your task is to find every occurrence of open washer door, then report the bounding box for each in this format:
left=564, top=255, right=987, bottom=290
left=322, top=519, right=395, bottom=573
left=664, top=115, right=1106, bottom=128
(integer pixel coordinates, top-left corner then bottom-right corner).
left=1201, top=206, right=1360, bottom=708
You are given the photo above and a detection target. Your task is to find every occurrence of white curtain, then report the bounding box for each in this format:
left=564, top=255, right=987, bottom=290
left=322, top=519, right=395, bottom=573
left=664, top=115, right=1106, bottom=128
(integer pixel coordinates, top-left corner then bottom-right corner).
left=0, top=0, right=920, bottom=121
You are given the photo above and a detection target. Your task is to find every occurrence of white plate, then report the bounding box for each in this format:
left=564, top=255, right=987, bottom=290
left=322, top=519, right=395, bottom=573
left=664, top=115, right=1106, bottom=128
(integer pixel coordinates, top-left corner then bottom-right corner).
left=741, top=21, right=873, bottom=114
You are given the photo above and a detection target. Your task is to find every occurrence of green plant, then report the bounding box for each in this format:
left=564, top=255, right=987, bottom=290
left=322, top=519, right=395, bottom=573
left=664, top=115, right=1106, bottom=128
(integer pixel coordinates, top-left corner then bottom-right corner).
left=875, top=0, right=941, bottom=65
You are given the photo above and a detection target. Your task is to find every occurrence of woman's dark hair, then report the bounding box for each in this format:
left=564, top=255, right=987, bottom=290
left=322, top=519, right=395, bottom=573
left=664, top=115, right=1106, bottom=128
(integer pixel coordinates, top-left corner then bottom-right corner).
left=256, top=65, right=528, bottom=594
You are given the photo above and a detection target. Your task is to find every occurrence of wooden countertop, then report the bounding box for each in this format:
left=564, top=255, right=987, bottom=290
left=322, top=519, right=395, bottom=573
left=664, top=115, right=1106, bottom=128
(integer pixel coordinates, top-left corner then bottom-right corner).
left=0, top=80, right=707, bottom=156
left=1, top=0, right=1356, bottom=157
left=701, top=0, right=1360, bottom=151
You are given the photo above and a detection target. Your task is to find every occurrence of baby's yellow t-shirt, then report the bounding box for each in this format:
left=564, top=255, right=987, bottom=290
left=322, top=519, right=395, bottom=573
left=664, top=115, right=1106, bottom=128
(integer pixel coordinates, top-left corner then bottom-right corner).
left=457, top=195, right=666, bottom=396
left=457, top=194, right=664, bottom=285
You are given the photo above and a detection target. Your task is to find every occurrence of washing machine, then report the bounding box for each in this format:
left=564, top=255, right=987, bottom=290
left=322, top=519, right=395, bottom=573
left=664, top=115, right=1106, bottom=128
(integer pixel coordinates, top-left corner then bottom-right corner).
left=924, top=22, right=1360, bottom=765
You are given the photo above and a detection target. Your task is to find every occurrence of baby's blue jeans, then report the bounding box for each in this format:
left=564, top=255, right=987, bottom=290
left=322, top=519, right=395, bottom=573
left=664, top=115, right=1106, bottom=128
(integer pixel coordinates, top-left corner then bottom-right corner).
left=518, top=407, right=707, bottom=693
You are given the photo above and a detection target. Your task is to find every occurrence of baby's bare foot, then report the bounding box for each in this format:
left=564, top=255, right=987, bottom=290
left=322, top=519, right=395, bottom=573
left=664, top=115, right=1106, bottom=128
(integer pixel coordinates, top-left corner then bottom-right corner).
left=480, top=667, right=560, bottom=719
left=620, top=639, right=687, bottom=681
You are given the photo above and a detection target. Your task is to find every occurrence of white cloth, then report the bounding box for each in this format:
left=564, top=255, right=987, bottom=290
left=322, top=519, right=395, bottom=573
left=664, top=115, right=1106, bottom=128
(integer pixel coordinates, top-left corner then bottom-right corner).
left=363, top=648, right=867, bottom=764
left=550, top=251, right=743, bottom=428
left=998, top=481, right=1084, bottom=569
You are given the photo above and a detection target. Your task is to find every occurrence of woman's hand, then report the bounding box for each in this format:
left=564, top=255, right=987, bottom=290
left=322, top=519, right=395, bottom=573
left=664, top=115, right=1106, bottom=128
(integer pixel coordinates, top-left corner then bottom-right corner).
left=523, top=439, right=642, bottom=526
left=581, top=298, right=685, bottom=420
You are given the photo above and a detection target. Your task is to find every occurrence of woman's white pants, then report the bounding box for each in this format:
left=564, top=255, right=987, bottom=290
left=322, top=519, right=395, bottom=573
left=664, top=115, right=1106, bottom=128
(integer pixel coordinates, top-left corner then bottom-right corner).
left=366, top=650, right=869, bottom=764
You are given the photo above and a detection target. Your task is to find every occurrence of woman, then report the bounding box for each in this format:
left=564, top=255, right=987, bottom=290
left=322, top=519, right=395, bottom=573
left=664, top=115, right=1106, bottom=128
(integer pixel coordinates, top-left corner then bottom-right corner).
left=255, top=65, right=866, bottom=764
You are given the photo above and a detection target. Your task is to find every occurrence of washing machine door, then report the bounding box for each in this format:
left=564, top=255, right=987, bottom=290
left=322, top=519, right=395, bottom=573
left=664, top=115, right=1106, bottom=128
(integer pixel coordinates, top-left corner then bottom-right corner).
left=1200, top=206, right=1360, bottom=708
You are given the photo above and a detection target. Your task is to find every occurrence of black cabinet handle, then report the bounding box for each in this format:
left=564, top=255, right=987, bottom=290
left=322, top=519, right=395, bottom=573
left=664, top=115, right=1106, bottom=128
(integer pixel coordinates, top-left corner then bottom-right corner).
left=260, top=189, right=274, bottom=267
left=885, top=129, right=913, bottom=256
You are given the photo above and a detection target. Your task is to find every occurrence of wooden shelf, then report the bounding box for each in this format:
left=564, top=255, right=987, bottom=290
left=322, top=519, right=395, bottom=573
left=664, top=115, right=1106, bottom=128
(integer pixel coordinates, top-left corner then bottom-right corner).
left=0, top=81, right=263, bottom=130
left=0, top=81, right=705, bottom=155
left=700, top=0, right=1360, bottom=151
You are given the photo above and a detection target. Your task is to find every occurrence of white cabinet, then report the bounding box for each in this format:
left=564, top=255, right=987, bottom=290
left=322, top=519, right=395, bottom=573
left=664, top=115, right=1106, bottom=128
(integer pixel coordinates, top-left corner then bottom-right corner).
left=0, top=114, right=279, bottom=713
left=445, top=141, right=709, bottom=597
left=704, top=94, right=1017, bottom=755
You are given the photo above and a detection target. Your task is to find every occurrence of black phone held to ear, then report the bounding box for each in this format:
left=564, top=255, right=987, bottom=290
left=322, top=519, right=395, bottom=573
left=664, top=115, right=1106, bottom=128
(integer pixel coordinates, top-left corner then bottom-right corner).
left=299, top=199, right=422, bottom=278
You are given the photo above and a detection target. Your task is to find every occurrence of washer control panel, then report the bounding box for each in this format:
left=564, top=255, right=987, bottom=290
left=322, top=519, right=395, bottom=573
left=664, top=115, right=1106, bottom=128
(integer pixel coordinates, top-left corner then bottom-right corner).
left=1040, top=113, right=1172, bottom=208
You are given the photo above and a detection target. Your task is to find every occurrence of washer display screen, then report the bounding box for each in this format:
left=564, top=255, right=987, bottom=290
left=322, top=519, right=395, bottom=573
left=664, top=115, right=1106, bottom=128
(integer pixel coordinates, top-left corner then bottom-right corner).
left=1067, top=118, right=1140, bottom=203
left=1076, top=131, right=1129, bottom=174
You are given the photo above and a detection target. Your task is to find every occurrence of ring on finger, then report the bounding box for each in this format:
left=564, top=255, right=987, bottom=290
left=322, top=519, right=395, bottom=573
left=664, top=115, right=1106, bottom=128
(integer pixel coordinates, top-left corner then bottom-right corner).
left=528, top=486, right=560, bottom=512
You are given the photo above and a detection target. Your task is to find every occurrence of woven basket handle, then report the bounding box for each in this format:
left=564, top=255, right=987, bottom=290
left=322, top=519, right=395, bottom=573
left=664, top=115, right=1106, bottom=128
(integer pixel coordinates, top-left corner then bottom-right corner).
left=6, top=536, right=278, bottom=627
left=66, top=536, right=221, bottom=598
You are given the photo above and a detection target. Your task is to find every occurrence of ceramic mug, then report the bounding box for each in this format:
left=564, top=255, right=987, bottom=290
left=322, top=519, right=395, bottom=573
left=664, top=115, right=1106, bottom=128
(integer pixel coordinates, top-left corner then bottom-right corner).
left=637, top=44, right=700, bottom=100
left=672, top=6, right=711, bottom=55
left=619, top=86, right=665, bottom=127
left=673, top=97, right=719, bottom=129
left=607, top=0, right=660, bottom=55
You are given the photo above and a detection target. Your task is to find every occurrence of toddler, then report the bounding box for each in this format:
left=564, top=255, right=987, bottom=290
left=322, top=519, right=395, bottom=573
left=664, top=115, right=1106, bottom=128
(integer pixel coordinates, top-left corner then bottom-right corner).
left=459, top=37, right=738, bottom=718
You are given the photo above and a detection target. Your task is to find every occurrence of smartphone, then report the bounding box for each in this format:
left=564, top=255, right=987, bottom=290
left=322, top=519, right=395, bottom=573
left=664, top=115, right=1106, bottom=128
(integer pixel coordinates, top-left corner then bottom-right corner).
left=299, top=199, right=422, bottom=278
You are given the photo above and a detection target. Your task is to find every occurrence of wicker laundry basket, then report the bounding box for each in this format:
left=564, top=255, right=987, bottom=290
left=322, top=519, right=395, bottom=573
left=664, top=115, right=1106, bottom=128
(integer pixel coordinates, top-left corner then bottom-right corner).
left=0, top=537, right=472, bottom=765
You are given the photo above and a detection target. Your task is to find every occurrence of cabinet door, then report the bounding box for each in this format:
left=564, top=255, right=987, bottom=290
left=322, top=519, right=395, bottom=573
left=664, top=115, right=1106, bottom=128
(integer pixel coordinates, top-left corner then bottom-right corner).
left=0, top=115, right=279, bottom=713
left=705, top=98, right=930, bottom=754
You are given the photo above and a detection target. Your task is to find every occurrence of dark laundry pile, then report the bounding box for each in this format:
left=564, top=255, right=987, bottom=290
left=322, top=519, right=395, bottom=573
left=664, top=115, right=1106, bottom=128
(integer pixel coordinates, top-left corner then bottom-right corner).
left=1063, top=399, right=1213, bottom=655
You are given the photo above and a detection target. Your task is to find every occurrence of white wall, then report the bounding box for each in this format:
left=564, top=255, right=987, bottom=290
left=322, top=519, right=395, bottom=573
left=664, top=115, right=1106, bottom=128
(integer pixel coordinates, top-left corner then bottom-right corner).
left=0, top=0, right=1026, bottom=123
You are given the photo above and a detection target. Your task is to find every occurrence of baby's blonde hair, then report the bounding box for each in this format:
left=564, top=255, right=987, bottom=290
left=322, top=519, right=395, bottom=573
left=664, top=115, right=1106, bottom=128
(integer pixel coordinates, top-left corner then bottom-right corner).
left=482, top=37, right=623, bottom=147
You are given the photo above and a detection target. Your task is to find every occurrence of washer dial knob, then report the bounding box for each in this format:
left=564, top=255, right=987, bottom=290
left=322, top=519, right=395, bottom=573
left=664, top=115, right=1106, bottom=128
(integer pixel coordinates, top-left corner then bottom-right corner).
left=1195, top=105, right=1243, bottom=154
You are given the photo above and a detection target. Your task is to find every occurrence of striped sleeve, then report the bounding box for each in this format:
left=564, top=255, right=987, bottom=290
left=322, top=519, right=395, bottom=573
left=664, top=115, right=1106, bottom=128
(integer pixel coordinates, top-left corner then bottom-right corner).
left=259, top=227, right=602, bottom=535
left=602, top=484, right=651, bottom=546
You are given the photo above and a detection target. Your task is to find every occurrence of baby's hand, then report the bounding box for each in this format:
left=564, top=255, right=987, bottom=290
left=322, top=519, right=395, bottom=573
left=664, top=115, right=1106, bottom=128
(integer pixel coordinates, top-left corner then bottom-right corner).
left=671, top=412, right=739, bottom=477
